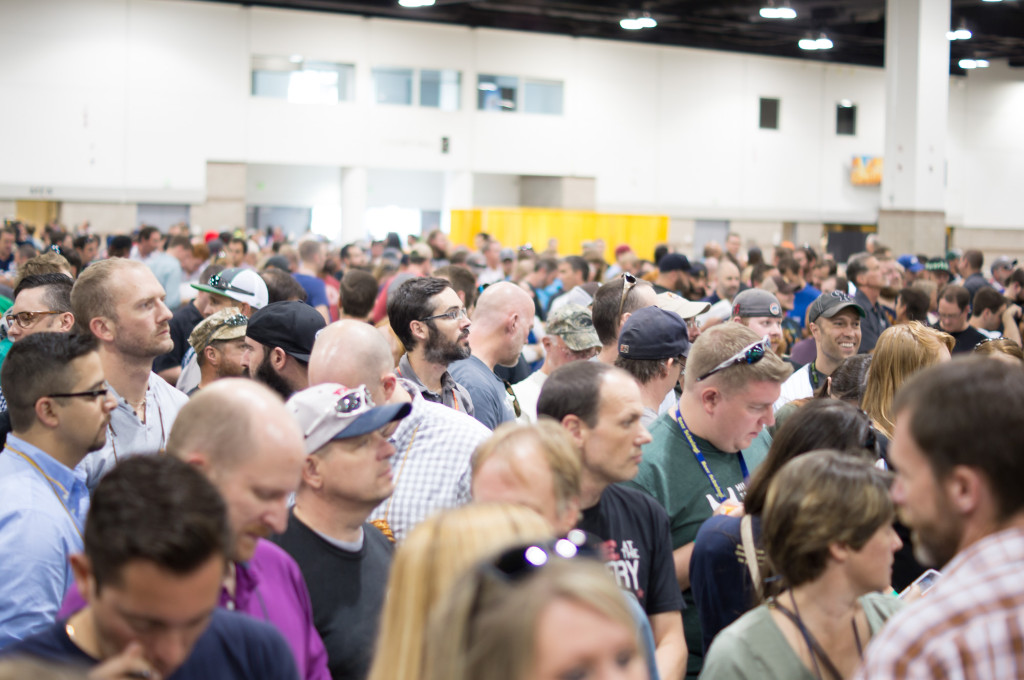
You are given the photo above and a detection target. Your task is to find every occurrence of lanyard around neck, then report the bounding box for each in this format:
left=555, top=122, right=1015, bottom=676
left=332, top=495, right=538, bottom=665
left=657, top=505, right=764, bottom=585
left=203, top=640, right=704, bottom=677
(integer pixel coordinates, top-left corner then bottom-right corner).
left=674, top=409, right=748, bottom=503
left=5, top=446, right=84, bottom=541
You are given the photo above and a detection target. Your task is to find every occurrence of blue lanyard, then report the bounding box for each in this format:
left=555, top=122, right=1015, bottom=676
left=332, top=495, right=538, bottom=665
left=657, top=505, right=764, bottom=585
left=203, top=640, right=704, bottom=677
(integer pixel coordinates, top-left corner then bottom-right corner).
left=674, top=409, right=748, bottom=503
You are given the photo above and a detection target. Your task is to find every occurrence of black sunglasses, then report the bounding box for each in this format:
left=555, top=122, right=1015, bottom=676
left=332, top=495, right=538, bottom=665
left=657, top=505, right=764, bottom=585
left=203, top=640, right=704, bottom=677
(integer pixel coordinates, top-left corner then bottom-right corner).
left=617, top=273, right=638, bottom=318
left=206, top=272, right=253, bottom=297
left=489, top=530, right=601, bottom=581
left=696, top=336, right=771, bottom=382
left=503, top=380, right=522, bottom=418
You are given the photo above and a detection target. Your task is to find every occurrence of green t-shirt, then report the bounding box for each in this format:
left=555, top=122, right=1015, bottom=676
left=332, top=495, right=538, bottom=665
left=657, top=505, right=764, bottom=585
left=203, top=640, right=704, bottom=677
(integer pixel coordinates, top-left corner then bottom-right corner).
left=623, top=410, right=771, bottom=678
left=700, top=592, right=903, bottom=679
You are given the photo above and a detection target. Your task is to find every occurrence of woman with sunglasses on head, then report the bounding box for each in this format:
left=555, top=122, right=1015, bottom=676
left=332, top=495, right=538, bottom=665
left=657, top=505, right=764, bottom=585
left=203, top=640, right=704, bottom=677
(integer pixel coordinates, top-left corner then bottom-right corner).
left=366, top=503, right=552, bottom=680
left=424, top=542, right=648, bottom=680
left=700, top=452, right=903, bottom=680
left=690, top=400, right=880, bottom=654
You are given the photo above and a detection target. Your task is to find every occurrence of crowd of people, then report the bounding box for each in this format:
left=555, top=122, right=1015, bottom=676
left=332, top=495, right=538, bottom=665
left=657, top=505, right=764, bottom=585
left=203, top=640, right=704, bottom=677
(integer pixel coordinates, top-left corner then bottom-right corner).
left=0, top=216, right=1022, bottom=680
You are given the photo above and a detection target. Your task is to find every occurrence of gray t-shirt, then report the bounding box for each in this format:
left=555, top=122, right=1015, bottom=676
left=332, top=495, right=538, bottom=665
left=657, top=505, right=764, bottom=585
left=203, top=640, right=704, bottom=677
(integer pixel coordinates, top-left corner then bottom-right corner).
left=449, top=355, right=516, bottom=430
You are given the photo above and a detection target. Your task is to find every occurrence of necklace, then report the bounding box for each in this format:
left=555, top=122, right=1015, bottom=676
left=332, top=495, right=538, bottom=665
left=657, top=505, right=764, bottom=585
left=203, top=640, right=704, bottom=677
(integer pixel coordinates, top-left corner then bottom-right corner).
left=773, top=592, right=863, bottom=680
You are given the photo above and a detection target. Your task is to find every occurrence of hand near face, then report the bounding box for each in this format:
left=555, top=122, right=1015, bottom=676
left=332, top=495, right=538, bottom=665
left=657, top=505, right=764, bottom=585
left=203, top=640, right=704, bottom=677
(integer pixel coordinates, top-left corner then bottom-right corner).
left=88, top=642, right=161, bottom=680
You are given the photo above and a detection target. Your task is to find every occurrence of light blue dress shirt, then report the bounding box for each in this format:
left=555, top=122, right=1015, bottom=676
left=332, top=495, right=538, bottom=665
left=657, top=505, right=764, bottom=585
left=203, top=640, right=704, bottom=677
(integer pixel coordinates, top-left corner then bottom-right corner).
left=0, top=435, right=90, bottom=649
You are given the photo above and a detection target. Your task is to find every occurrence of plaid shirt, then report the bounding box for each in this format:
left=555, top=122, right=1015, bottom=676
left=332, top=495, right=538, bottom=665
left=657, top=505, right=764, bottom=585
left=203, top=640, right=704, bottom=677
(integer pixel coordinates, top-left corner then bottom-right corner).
left=368, top=380, right=492, bottom=542
left=856, top=526, right=1024, bottom=679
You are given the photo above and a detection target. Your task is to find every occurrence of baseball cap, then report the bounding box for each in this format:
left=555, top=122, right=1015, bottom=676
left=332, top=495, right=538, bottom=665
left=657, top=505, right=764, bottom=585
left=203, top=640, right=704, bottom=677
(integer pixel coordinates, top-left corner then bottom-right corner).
left=992, top=256, right=1018, bottom=271
left=897, top=254, right=925, bottom=273
left=466, top=253, right=487, bottom=270
left=618, top=307, right=691, bottom=360
left=657, top=253, right=692, bottom=273
left=287, top=383, right=411, bottom=455
left=500, top=248, right=516, bottom=262
left=545, top=304, right=601, bottom=351
left=408, top=243, right=432, bottom=264
left=614, top=245, right=632, bottom=257
left=925, top=258, right=950, bottom=274
left=191, top=268, right=269, bottom=310
left=807, top=291, right=866, bottom=324
left=732, top=289, right=783, bottom=319
left=246, top=300, right=327, bottom=363
left=655, top=291, right=710, bottom=320
left=188, top=307, right=247, bottom=354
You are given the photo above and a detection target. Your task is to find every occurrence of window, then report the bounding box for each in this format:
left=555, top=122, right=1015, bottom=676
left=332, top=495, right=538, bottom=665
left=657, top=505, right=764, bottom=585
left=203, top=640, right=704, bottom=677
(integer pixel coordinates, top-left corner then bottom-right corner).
left=251, top=56, right=354, bottom=104
left=759, top=97, right=780, bottom=130
left=524, top=80, right=564, bottom=115
left=836, top=102, right=857, bottom=136
left=373, top=67, right=414, bottom=106
left=478, top=74, right=520, bottom=112
left=421, top=69, right=461, bottom=111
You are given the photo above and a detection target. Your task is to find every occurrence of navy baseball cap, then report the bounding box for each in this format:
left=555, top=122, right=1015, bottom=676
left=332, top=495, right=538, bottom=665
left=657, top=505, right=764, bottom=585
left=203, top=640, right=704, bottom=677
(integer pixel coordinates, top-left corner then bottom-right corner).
left=618, top=306, right=691, bottom=360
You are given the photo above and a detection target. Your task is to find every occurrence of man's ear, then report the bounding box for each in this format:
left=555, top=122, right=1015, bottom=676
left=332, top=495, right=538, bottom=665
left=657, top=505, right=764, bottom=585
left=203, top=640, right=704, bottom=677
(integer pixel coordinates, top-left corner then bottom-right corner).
left=34, top=397, right=61, bottom=429
left=945, top=465, right=984, bottom=517
left=380, top=373, right=398, bottom=402
left=699, top=385, right=722, bottom=415
left=89, top=316, right=115, bottom=344
left=270, top=347, right=288, bottom=371
left=203, top=345, right=219, bottom=367
left=409, top=319, right=429, bottom=344
left=302, top=455, right=323, bottom=490
left=182, top=451, right=212, bottom=476
left=561, top=414, right=586, bottom=448
left=70, top=553, right=96, bottom=605
left=58, top=313, right=76, bottom=333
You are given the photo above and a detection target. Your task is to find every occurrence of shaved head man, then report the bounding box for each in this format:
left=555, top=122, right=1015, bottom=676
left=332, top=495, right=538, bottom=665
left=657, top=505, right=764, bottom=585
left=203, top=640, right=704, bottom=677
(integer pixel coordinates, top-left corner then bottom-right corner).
left=309, top=321, right=491, bottom=541
left=449, top=282, right=535, bottom=429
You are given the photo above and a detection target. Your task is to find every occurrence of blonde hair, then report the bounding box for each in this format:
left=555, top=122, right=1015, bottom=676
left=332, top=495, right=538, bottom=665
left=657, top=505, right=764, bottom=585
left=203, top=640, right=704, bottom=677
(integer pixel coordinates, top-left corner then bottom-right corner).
left=13, top=251, right=72, bottom=288
left=70, top=258, right=148, bottom=333
left=861, top=322, right=954, bottom=438
left=471, top=421, right=582, bottom=518
left=683, top=322, right=792, bottom=393
left=974, top=337, right=1024, bottom=365
left=423, top=558, right=636, bottom=680
left=366, top=504, right=552, bottom=680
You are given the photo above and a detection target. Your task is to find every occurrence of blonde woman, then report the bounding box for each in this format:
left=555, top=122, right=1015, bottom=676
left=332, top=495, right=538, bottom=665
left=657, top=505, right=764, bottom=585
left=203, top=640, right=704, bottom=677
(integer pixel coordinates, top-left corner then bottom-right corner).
left=424, top=549, right=647, bottom=680
left=366, top=503, right=552, bottom=680
left=860, top=322, right=952, bottom=439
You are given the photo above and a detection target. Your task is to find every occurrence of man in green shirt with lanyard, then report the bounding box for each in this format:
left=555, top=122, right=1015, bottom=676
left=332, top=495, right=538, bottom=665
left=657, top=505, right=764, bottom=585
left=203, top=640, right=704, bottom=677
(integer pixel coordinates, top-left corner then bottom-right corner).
left=626, top=322, right=791, bottom=678
left=774, top=291, right=864, bottom=411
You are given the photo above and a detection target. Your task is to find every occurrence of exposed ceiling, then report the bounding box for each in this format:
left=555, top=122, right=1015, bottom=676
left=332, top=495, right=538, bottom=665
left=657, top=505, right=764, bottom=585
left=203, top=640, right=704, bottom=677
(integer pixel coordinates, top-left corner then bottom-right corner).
left=212, top=0, right=1024, bottom=73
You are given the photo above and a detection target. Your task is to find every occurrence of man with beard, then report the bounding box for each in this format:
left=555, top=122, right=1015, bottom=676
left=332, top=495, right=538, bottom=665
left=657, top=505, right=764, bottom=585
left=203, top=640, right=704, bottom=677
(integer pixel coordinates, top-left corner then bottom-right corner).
left=242, top=301, right=326, bottom=400
left=388, top=277, right=474, bottom=415
left=71, top=258, right=189, bottom=491
left=0, top=333, right=115, bottom=646
left=450, top=282, right=535, bottom=429
left=774, top=291, right=864, bottom=410
left=856, top=359, right=1024, bottom=679
left=187, top=307, right=249, bottom=394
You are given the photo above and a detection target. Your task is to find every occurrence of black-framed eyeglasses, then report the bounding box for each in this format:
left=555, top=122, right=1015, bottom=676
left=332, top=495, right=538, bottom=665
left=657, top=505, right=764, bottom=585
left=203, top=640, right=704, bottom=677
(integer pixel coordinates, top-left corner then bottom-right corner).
left=419, top=307, right=468, bottom=323
left=47, top=387, right=110, bottom=401
left=696, top=335, right=771, bottom=382
left=206, top=272, right=253, bottom=297
left=503, top=380, right=522, bottom=418
left=4, top=310, right=62, bottom=328
left=301, top=385, right=375, bottom=438
left=617, top=273, right=638, bottom=318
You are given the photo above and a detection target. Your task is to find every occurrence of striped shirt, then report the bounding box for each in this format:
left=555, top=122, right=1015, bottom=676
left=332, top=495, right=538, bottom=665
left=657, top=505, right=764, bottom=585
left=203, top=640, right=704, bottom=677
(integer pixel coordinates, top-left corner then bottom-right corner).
left=856, top=526, right=1024, bottom=679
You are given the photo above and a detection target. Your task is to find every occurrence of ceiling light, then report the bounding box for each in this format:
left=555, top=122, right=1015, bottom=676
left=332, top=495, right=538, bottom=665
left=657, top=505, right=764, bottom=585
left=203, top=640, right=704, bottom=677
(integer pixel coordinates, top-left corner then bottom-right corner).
left=760, top=2, right=797, bottom=19
left=398, top=0, right=434, bottom=7
left=478, top=82, right=498, bottom=91
left=838, top=99, right=853, bottom=108
left=947, top=19, right=972, bottom=41
left=620, top=12, right=657, bottom=30
left=958, top=58, right=989, bottom=69
left=976, top=59, right=990, bottom=67
left=799, top=33, right=833, bottom=50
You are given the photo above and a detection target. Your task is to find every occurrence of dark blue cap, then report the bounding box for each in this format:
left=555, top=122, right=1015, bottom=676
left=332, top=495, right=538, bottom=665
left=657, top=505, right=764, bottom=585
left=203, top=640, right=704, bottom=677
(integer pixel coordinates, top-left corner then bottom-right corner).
left=617, top=306, right=691, bottom=360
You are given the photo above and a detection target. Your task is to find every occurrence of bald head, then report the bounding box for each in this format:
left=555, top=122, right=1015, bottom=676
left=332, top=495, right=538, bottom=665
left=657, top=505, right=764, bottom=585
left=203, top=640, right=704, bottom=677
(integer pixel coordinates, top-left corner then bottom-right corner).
left=309, top=320, right=395, bottom=402
left=472, top=282, right=534, bottom=328
left=716, top=259, right=741, bottom=301
left=468, top=282, right=535, bottom=367
left=166, top=379, right=303, bottom=471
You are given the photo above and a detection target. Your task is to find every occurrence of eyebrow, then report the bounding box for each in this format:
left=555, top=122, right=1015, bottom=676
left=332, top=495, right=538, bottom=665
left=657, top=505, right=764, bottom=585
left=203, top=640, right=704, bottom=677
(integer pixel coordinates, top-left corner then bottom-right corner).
left=116, top=606, right=216, bottom=628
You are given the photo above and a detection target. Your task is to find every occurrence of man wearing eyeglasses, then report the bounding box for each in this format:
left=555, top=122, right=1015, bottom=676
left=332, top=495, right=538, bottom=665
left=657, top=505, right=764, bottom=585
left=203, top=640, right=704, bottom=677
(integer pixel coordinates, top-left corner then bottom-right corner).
left=0, top=273, right=75, bottom=413
left=71, top=258, right=190, bottom=493
left=274, top=383, right=410, bottom=680
left=388, top=277, right=475, bottom=415
left=187, top=307, right=249, bottom=395
left=0, top=332, right=115, bottom=647
left=627, top=323, right=791, bottom=678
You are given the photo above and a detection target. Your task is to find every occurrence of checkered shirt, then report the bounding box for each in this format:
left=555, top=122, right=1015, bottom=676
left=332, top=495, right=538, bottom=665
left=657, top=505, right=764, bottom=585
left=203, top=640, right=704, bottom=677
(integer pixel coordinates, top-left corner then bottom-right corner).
left=856, top=526, right=1024, bottom=679
left=368, top=380, right=492, bottom=542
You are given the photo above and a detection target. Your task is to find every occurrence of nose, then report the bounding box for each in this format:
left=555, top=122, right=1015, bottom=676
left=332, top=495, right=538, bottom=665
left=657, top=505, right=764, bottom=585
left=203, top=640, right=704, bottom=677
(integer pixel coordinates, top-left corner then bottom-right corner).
left=636, top=423, right=652, bottom=446
left=890, top=478, right=907, bottom=507
left=103, top=392, right=117, bottom=413
left=891, top=526, right=904, bottom=552
left=149, top=629, right=191, bottom=676
left=265, top=500, right=289, bottom=536
left=380, top=437, right=396, bottom=461
left=761, top=405, right=775, bottom=428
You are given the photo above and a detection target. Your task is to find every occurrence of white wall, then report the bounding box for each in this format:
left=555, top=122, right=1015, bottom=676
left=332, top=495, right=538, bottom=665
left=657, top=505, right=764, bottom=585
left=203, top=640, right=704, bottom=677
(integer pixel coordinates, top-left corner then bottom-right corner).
left=0, top=0, right=1021, bottom=233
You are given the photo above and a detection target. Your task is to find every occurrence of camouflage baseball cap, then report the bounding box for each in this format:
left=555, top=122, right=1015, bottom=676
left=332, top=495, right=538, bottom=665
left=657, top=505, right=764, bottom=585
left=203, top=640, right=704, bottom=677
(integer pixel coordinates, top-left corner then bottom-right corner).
left=545, top=303, right=601, bottom=352
left=188, top=307, right=247, bottom=354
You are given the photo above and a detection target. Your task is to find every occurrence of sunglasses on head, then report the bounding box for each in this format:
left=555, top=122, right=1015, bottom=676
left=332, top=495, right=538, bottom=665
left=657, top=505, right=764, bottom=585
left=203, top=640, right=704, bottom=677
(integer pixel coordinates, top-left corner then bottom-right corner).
left=617, top=273, right=638, bottom=318
left=696, top=336, right=771, bottom=382
left=206, top=272, right=253, bottom=297
left=301, top=385, right=375, bottom=439
left=488, top=530, right=601, bottom=581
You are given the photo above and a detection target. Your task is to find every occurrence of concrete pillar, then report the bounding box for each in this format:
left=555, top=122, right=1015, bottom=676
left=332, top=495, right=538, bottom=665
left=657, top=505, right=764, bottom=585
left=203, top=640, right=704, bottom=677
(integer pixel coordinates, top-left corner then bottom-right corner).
left=519, top=176, right=596, bottom=210
left=340, top=167, right=367, bottom=244
left=877, top=0, right=950, bottom=255
left=441, top=170, right=473, bottom=233
left=192, top=162, right=246, bottom=232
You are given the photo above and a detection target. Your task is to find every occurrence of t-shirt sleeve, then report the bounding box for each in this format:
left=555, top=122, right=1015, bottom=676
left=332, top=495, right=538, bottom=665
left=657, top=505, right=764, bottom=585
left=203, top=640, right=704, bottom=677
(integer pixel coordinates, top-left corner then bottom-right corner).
left=644, top=502, right=685, bottom=616
left=307, top=279, right=329, bottom=308
left=699, top=628, right=765, bottom=680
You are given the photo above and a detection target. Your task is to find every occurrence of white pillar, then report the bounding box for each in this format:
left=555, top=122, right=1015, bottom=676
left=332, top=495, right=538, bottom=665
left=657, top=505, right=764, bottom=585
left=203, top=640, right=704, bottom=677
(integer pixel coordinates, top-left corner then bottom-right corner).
left=878, top=0, right=951, bottom=255
left=340, top=167, right=367, bottom=244
left=441, top=170, right=473, bottom=233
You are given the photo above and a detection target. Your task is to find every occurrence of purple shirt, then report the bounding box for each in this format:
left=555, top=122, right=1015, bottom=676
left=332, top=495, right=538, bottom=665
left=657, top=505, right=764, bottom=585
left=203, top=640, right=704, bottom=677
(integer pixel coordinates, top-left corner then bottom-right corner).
left=59, top=540, right=329, bottom=680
